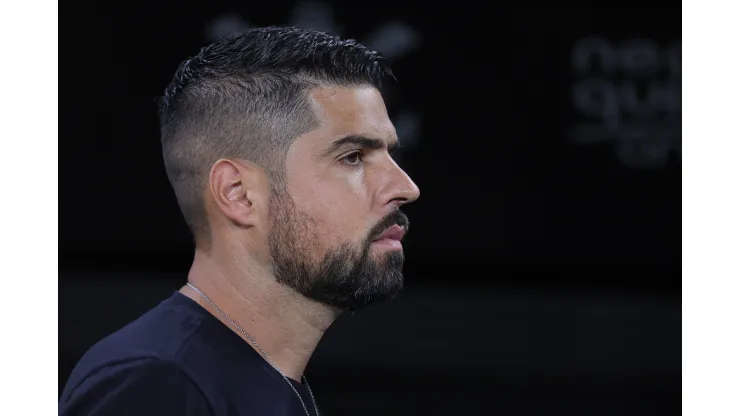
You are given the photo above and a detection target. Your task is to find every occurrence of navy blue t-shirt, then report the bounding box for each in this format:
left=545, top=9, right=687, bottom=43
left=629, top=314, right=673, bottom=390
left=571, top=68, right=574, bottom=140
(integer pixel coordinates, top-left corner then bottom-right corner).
left=59, top=292, right=320, bottom=416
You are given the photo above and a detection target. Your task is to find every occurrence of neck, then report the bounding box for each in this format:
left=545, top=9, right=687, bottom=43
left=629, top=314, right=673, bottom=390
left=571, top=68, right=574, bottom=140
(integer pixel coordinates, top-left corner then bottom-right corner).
left=180, top=247, right=342, bottom=381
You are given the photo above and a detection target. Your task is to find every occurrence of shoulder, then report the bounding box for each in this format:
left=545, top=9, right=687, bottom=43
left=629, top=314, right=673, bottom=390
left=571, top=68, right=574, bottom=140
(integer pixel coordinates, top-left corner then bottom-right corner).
left=59, top=357, right=214, bottom=416
left=59, top=294, right=216, bottom=415
left=72, top=293, right=209, bottom=369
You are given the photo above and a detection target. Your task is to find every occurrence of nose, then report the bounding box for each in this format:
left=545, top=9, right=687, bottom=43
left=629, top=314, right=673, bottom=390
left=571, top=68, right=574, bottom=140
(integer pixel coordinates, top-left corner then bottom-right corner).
left=382, top=162, right=420, bottom=208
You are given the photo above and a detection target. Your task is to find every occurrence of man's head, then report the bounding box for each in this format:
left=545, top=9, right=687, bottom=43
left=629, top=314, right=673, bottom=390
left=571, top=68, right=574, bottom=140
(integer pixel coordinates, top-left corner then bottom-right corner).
left=159, top=26, right=420, bottom=311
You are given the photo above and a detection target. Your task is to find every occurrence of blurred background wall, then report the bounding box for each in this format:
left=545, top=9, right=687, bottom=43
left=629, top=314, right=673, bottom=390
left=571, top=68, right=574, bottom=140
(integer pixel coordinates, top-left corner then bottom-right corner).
left=60, top=4, right=681, bottom=415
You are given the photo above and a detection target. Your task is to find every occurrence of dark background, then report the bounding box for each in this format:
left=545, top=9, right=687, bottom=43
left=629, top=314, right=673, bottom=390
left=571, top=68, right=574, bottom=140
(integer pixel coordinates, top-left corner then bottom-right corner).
left=60, top=4, right=681, bottom=415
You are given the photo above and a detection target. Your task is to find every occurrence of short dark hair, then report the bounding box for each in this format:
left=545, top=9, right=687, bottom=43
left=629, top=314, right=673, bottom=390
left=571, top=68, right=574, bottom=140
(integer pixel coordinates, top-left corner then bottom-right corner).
left=158, top=26, right=393, bottom=246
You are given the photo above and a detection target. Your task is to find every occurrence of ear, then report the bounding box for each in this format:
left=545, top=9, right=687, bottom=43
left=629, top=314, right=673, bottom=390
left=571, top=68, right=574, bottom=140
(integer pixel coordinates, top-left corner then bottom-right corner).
left=208, top=159, right=264, bottom=228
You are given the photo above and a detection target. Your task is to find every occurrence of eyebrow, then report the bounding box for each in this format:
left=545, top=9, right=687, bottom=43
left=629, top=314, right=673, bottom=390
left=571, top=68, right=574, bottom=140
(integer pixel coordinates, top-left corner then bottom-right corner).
left=322, top=135, right=400, bottom=157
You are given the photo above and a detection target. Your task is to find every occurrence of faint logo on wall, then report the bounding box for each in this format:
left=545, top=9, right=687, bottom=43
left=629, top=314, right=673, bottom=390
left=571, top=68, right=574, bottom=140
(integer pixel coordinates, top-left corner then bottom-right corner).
left=204, top=2, right=423, bottom=165
left=569, top=36, right=681, bottom=169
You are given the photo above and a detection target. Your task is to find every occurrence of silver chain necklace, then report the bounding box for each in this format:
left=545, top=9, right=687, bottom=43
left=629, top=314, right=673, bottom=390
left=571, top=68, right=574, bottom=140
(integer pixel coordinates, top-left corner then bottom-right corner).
left=186, top=283, right=319, bottom=416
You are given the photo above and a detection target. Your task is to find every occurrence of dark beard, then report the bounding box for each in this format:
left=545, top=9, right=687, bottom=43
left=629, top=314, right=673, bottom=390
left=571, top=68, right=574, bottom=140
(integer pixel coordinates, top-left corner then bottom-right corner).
left=267, top=191, right=409, bottom=311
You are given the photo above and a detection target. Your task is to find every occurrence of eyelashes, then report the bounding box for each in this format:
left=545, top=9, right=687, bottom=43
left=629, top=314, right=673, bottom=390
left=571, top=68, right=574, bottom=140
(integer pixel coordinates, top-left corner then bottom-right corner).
left=339, top=146, right=402, bottom=168
left=339, top=151, right=364, bottom=167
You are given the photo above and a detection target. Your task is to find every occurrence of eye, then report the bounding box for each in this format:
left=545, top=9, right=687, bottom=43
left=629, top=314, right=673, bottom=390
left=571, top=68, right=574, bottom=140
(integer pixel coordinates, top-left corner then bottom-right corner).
left=340, top=151, right=364, bottom=167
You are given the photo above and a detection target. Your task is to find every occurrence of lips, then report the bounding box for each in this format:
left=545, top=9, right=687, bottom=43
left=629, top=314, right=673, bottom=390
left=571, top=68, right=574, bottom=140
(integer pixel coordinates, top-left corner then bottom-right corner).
left=373, top=225, right=406, bottom=242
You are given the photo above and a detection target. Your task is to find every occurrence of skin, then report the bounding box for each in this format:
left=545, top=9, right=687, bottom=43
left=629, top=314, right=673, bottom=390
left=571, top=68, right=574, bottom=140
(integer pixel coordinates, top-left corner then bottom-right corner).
left=180, top=85, right=420, bottom=381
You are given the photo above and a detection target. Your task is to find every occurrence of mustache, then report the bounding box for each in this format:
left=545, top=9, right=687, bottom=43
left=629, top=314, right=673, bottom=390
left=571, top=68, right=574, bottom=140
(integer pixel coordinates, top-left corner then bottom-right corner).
left=368, top=210, right=410, bottom=242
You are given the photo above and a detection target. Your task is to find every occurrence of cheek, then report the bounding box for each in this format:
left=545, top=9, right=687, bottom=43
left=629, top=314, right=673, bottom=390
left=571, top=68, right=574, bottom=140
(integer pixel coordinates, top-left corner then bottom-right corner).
left=294, top=173, right=370, bottom=243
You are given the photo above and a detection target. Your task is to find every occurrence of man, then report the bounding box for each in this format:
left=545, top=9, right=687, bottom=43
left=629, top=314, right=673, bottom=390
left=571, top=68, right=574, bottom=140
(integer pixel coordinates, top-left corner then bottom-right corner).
left=59, top=26, right=420, bottom=415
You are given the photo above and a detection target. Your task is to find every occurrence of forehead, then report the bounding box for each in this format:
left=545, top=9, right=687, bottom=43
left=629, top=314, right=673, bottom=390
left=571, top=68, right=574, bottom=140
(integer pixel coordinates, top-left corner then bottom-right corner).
left=304, top=86, right=396, bottom=145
